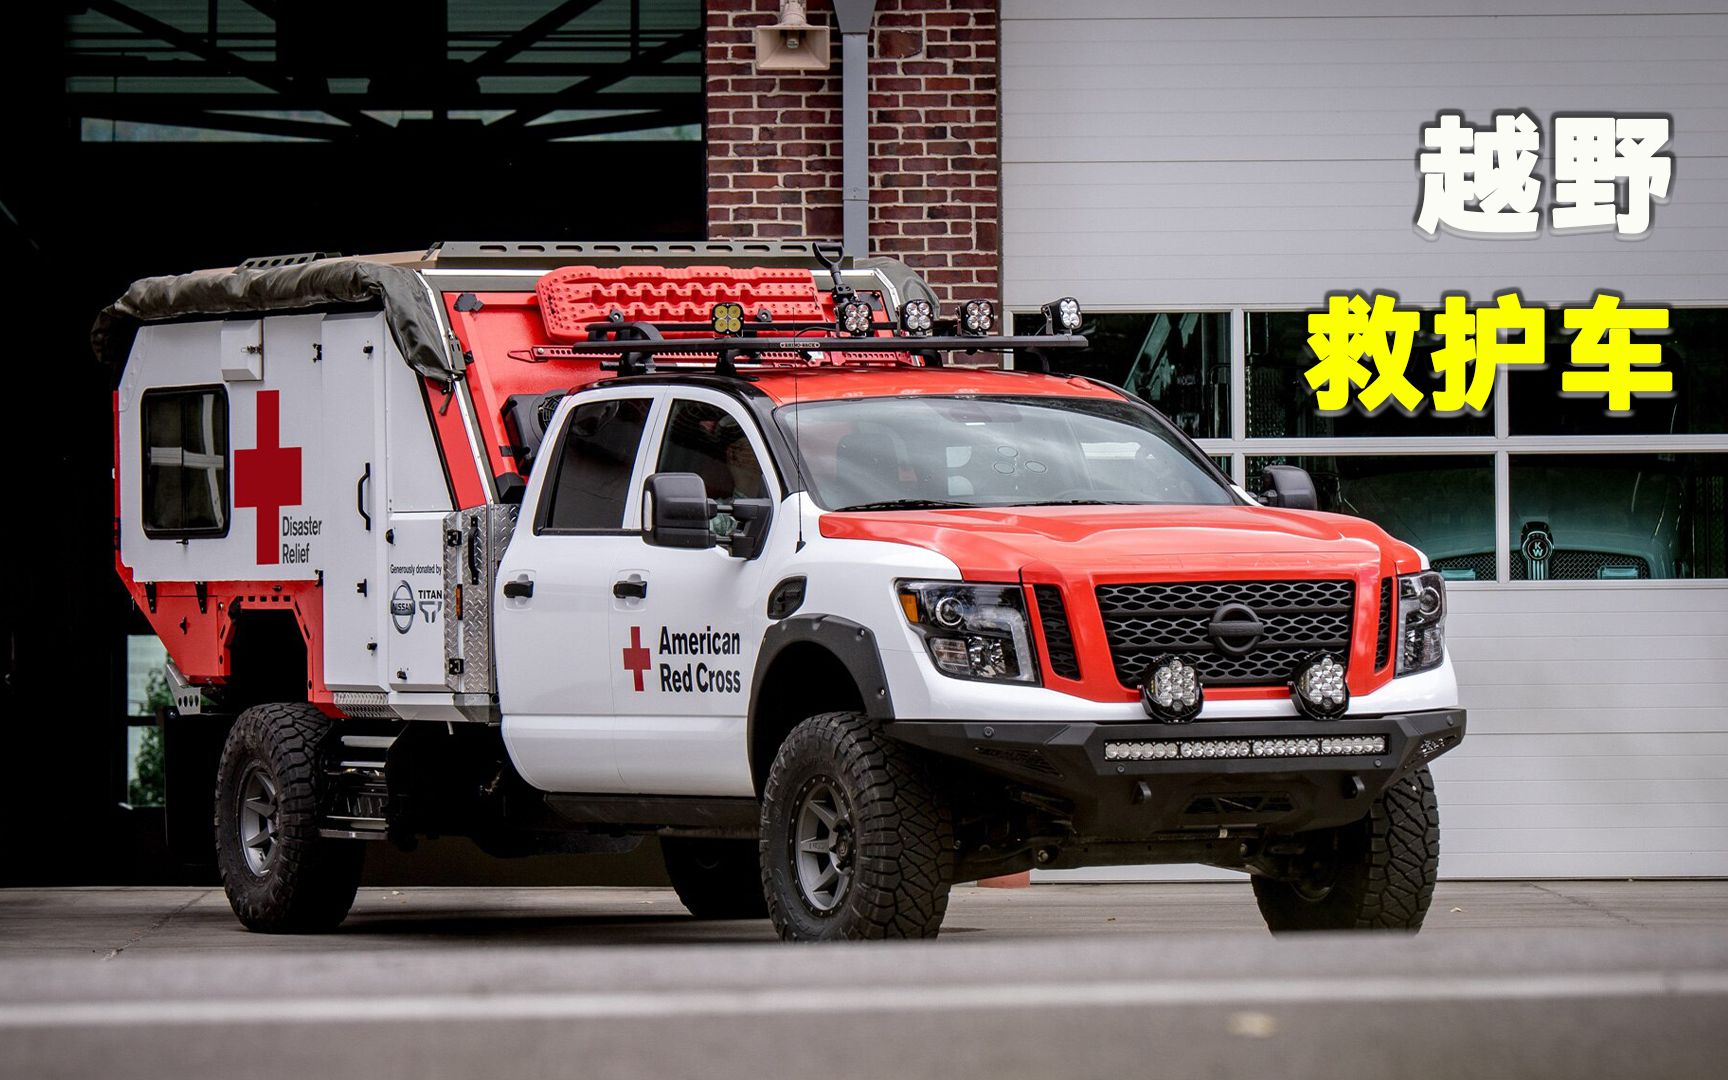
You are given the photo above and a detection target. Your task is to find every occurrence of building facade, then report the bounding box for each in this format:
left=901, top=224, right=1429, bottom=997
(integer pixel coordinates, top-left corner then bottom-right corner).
left=710, top=0, right=1728, bottom=878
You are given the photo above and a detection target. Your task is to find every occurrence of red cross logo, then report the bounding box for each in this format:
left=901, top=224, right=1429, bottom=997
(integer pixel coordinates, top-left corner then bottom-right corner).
left=622, top=626, right=653, bottom=692
left=234, top=390, right=303, bottom=565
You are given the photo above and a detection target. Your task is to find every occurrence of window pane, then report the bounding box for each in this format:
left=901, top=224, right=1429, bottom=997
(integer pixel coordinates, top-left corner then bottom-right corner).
left=780, top=395, right=1233, bottom=510
left=1247, top=455, right=1496, bottom=578
left=658, top=399, right=767, bottom=536
left=1510, top=308, right=1726, bottom=435
left=542, top=398, right=652, bottom=531
left=1510, top=454, right=1728, bottom=580
left=142, top=388, right=228, bottom=535
left=1245, top=311, right=1493, bottom=437
left=1013, top=311, right=1230, bottom=439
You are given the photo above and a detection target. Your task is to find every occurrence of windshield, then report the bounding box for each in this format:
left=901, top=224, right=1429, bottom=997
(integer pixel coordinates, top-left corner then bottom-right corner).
left=774, top=394, right=1235, bottom=511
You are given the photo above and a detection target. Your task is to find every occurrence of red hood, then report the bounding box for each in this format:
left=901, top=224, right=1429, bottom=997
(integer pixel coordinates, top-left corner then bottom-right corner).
left=819, top=504, right=1422, bottom=580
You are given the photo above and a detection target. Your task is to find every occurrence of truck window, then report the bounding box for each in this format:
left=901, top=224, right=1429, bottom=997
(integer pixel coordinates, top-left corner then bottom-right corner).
left=656, top=399, right=767, bottom=536
left=538, top=397, right=653, bottom=533
left=141, top=386, right=229, bottom=537
left=776, top=394, right=1233, bottom=511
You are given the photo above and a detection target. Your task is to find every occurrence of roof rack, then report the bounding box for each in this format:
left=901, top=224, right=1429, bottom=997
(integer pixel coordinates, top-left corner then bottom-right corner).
left=236, top=251, right=342, bottom=271
left=557, top=328, right=1088, bottom=377
left=428, top=240, right=853, bottom=271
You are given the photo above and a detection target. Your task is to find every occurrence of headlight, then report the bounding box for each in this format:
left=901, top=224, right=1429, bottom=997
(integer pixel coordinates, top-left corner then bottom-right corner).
left=897, top=581, right=1037, bottom=684
left=1395, top=570, right=1446, bottom=676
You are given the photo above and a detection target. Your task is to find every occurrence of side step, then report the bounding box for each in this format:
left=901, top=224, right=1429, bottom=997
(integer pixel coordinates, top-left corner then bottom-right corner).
left=319, top=733, right=395, bottom=840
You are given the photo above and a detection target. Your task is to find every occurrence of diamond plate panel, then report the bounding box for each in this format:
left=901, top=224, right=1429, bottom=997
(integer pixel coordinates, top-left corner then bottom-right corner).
left=443, top=504, right=520, bottom=696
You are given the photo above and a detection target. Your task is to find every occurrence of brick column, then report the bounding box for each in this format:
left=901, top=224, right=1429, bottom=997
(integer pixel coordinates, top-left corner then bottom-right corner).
left=705, top=0, right=1001, bottom=311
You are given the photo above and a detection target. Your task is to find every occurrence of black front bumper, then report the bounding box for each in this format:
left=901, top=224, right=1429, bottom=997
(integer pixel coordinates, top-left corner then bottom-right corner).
left=888, top=708, right=1466, bottom=839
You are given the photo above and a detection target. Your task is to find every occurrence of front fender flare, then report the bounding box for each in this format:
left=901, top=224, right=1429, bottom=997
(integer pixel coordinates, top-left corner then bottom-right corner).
left=748, top=614, right=895, bottom=726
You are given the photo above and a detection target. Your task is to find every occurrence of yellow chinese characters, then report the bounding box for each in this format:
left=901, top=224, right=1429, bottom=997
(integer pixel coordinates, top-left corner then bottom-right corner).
left=1563, top=295, right=1672, bottom=413
left=1304, top=292, right=1669, bottom=416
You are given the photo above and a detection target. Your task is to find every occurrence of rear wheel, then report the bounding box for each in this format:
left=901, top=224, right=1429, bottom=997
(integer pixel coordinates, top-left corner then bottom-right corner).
left=661, top=837, right=768, bottom=919
left=1251, top=765, right=1439, bottom=932
left=760, top=711, right=953, bottom=941
left=215, top=703, right=365, bottom=933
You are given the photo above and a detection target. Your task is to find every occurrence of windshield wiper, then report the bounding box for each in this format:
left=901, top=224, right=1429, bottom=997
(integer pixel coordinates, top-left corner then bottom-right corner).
left=1005, top=499, right=1137, bottom=507
left=832, top=499, right=977, bottom=512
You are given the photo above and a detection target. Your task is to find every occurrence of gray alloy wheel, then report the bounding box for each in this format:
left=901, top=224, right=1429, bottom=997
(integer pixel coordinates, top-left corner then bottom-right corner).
left=236, top=765, right=280, bottom=876
left=791, top=777, right=855, bottom=913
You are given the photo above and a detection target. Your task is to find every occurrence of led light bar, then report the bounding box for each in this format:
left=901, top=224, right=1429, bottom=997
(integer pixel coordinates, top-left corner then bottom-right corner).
left=1103, top=735, right=1388, bottom=762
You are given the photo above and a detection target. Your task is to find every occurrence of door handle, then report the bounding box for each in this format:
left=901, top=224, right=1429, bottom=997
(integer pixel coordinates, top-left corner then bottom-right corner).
left=356, top=463, right=372, bottom=531
left=613, top=579, right=647, bottom=600
left=502, top=579, right=534, bottom=600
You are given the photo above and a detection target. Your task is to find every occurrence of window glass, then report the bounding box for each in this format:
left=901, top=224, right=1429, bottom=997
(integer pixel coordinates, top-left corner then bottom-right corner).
left=1013, top=311, right=1230, bottom=439
left=541, top=397, right=652, bottom=532
left=1509, top=454, right=1727, bottom=580
left=141, top=387, right=229, bottom=535
left=1247, top=455, right=1496, bottom=579
left=126, top=635, right=168, bottom=807
left=1245, top=311, right=1493, bottom=437
left=780, top=395, right=1233, bottom=511
left=1510, top=308, right=1726, bottom=435
left=658, top=399, right=768, bottom=536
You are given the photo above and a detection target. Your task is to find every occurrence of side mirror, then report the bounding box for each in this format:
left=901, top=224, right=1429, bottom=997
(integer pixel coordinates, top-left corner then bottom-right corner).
left=643, top=473, right=716, bottom=550
left=1258, top=465, right=1319, bottom=511
left=642, top=474, right=776, bottom=560
left=726, top=497, right=774, bottom=560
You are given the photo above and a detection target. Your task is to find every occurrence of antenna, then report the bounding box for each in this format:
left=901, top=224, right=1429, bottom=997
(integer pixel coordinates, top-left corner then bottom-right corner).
left=792, top=364, right=806, bottom=552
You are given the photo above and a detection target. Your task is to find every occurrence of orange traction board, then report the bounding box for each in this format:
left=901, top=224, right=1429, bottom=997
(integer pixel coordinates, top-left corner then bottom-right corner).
left=536, top=265, right=837, bottom=342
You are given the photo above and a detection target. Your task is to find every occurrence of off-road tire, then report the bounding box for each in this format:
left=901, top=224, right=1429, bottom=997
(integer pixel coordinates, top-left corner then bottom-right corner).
left=661, top=837, right=769, bottom=919
left=1251, top=765, right=1439, bottom=932
left=215, top=702, right=365, bottom=933
left=760, top=711, right=954, bottom=941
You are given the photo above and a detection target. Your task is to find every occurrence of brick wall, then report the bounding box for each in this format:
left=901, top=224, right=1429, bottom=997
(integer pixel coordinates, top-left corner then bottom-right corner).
left=704, top=0, right=1001, bottom=310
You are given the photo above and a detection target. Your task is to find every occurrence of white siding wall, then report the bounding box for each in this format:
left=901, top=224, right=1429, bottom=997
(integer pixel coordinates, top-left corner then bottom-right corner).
left=1004, top=1, right=1728, bottom=878
left=1001, top=1, right=1728, bottom=310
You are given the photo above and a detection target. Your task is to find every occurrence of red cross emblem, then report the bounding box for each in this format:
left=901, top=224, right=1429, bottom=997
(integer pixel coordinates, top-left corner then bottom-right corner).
left=235, top=390, right=303, bottom=565
left=622, top=626, right=653, bottom=692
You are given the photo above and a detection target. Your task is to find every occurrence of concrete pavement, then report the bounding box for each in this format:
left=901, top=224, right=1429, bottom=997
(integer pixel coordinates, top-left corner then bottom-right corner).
left=2, top=881, right=1725, bottom=1079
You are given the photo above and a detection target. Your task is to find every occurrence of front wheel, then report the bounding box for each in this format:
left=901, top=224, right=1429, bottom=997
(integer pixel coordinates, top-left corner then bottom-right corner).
left=215, top=703, right=365, bottom=933
left=760, top=712, right=953, bottom=941
left=1251, top=765, right=1439, bottom=932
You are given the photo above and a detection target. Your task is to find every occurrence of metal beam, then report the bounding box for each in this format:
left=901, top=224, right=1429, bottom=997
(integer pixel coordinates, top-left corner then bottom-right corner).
left=82, top=0, right=392, bottom=134
left=516, top=107, right=701, bottom=141
left=71, top=100, right=360, bottom=143
left=488, top=28, right=703, bottom=133
left=467, top=0, right=607, bottom=77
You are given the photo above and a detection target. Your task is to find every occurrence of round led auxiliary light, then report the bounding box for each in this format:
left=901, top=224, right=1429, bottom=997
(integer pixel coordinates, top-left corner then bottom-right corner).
left=1140, top=655, right=1204, bottom=723
left=1290, top=653, right=1350, bottom=720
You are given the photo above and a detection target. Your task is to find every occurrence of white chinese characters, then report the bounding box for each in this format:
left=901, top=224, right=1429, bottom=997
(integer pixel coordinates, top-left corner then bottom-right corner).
left=1416, top=112, right=1670, bottom=238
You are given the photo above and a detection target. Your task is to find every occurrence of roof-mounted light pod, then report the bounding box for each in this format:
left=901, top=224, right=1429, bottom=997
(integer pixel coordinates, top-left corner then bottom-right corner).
left=899, top=299, right=934, bottom=336
left=957, top=299, right=995, bottom=336
left=711, top=302, right=744, bottom=335
left=1042, top=297, right=1082, bottom=334
left=836, top=297, right=874, bottom=337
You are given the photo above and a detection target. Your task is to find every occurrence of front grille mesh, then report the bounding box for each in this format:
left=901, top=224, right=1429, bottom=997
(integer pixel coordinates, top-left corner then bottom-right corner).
left=1512, top=550, right=1650, bottom=580
left=1095, top=580, right=1355, bottom=688
left=1032, top=585, right=1080, bottom=680
left=1432, top=553, right=1495, bottom=580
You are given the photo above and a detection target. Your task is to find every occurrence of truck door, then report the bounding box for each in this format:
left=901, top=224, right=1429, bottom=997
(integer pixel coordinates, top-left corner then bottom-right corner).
left=494, top=390, right=661, bottom=794
left=607, top=391, right=776, bottom=797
